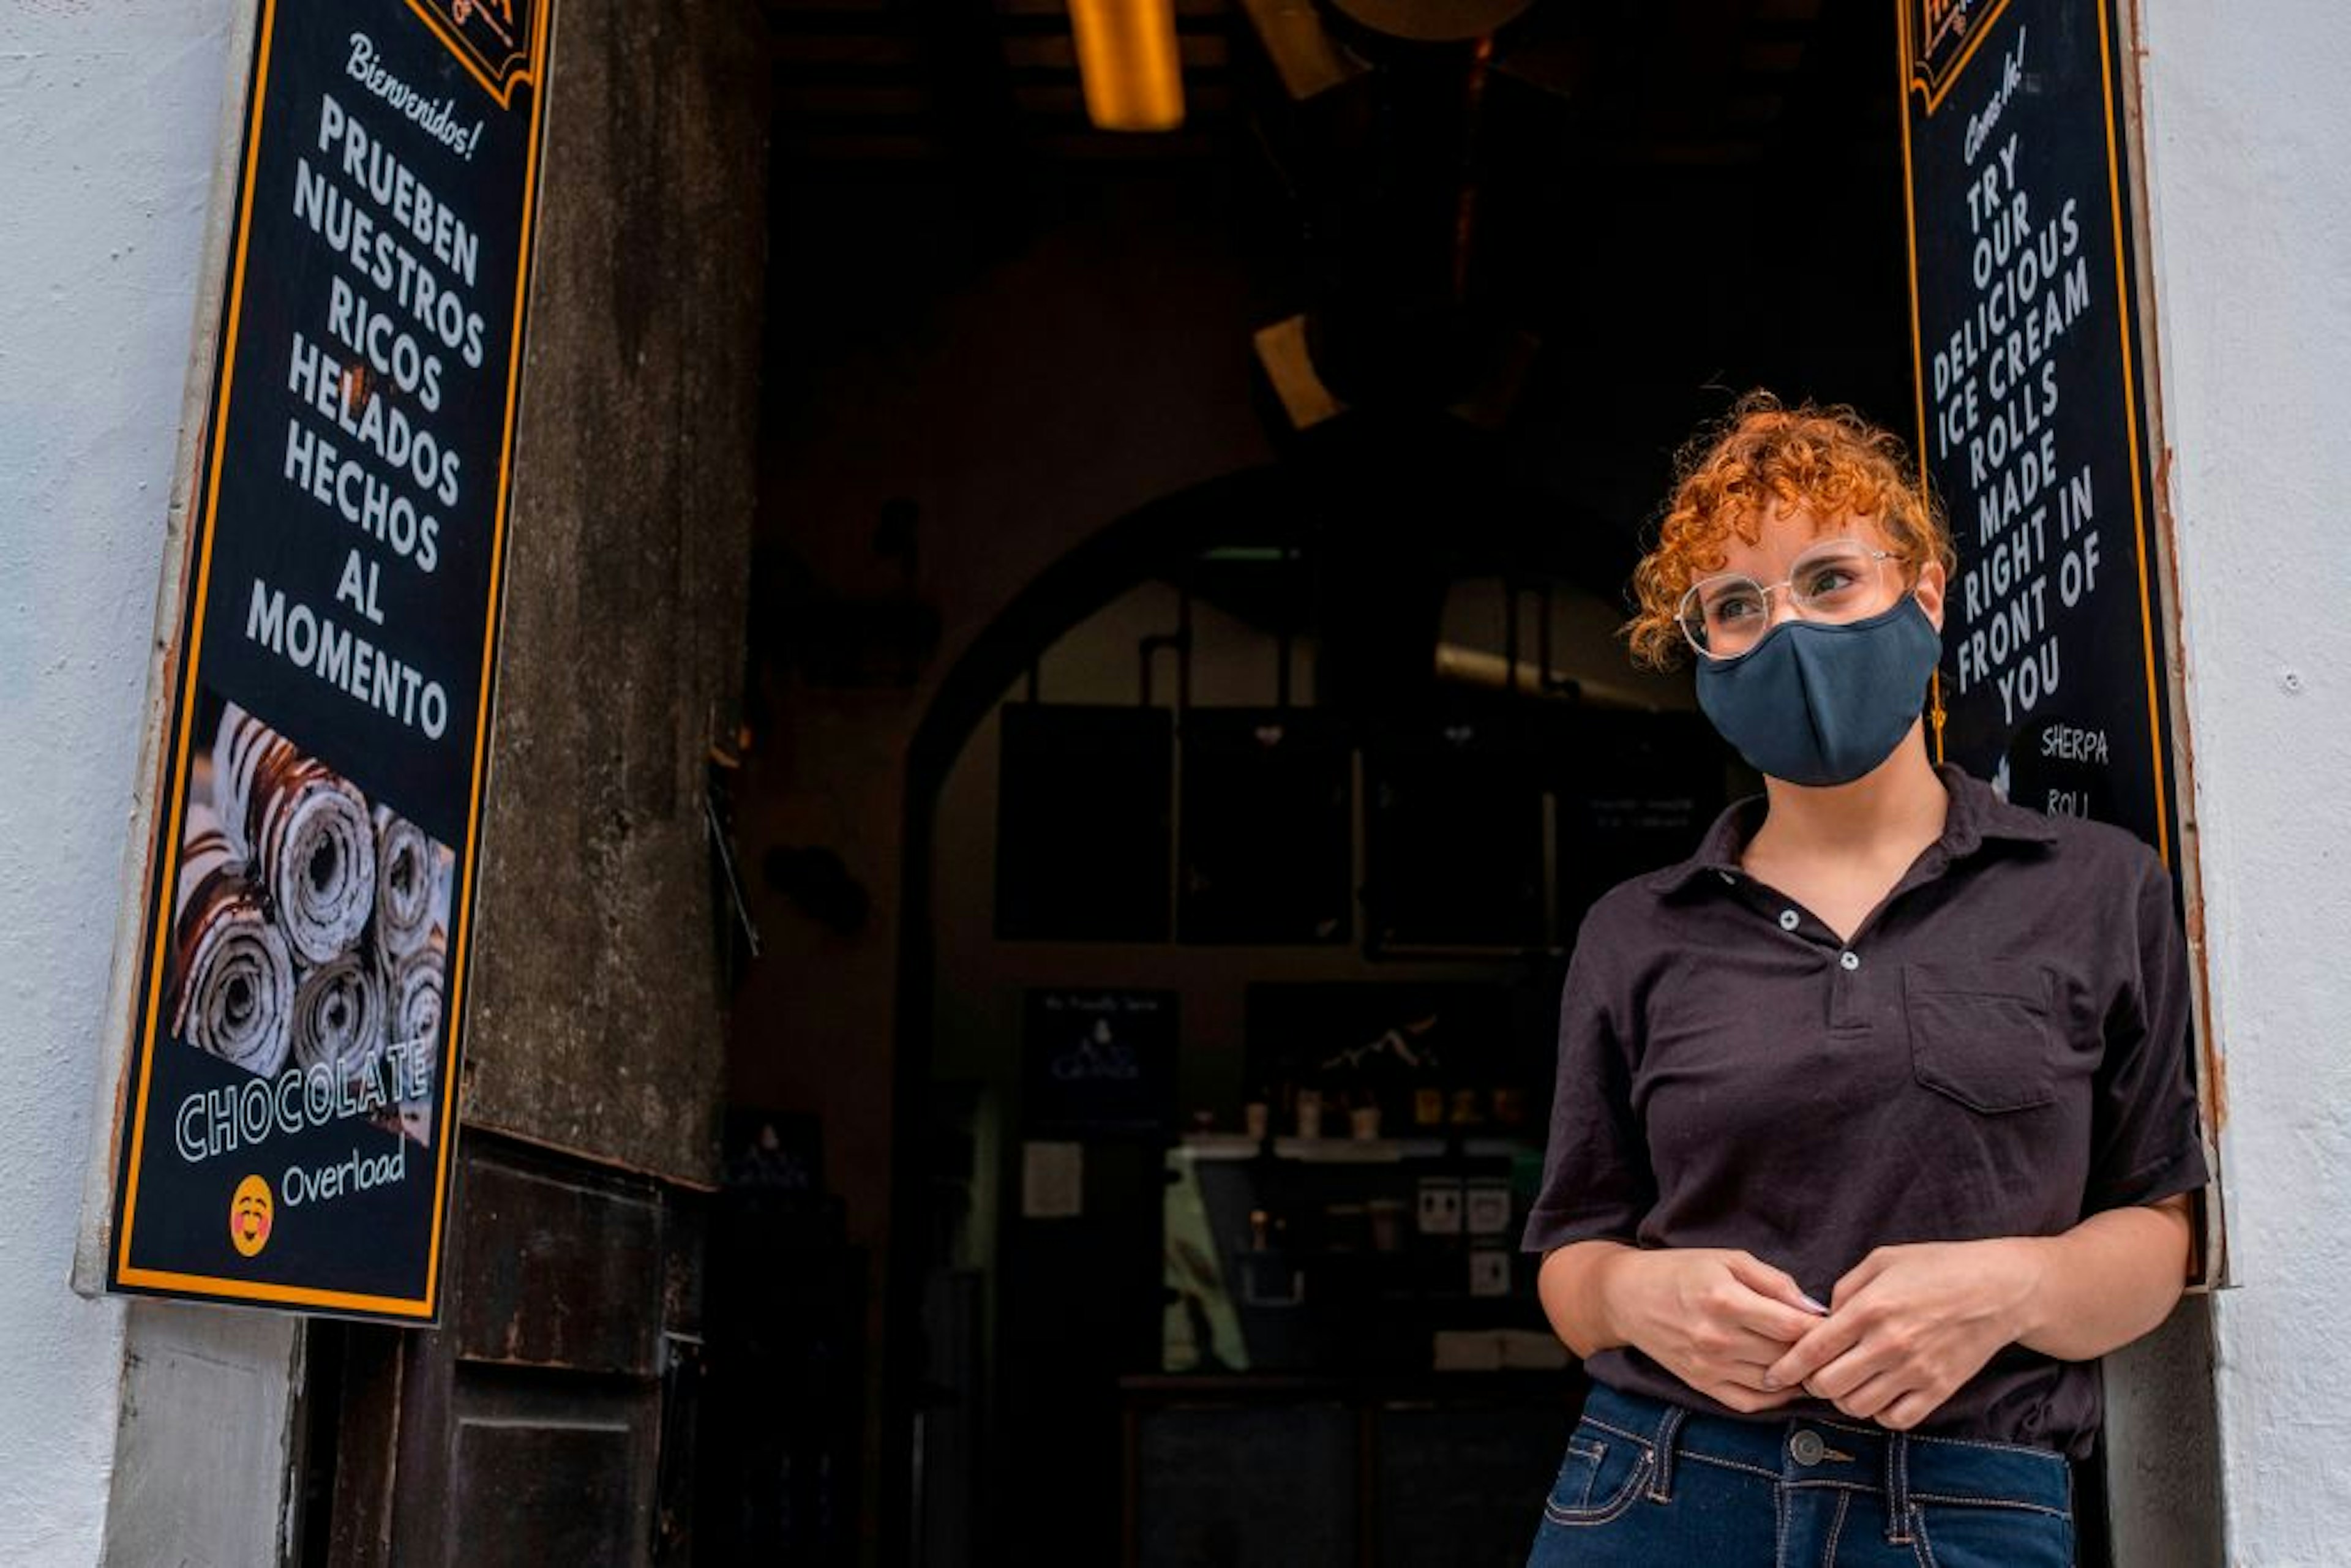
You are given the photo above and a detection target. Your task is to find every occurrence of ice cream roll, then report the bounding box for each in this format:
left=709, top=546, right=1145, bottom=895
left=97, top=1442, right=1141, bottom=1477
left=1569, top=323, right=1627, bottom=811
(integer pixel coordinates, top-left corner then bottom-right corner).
left=372, top=806, right=439, bottom=962
left=291, top=950, right=387, bottom=1087
left=170, top=801, right=296, bottom=1076
left=383, top=923, right=447, bottom=1068
left=214, top=703, right=375, bottom=965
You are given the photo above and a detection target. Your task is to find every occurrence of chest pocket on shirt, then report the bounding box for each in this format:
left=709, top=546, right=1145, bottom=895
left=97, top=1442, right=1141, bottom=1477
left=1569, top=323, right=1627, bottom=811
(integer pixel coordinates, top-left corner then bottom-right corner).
left=1902, top=960, right=2058, bottom=1114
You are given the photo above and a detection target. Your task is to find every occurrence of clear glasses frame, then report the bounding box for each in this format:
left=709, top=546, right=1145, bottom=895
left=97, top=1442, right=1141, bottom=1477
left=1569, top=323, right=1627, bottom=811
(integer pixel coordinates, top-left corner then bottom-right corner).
left=1675, top=538, right=1911, bottom=660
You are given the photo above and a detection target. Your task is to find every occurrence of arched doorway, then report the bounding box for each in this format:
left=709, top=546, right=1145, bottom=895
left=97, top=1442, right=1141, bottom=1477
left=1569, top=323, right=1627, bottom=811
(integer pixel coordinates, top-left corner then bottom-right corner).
left=882, top=440, right=1722, bottom=1564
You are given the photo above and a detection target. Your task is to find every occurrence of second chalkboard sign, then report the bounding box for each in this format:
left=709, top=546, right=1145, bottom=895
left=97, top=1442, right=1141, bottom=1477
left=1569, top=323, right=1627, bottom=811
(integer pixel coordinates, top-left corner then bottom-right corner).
left=1899, top=0, right=2180, bottom=862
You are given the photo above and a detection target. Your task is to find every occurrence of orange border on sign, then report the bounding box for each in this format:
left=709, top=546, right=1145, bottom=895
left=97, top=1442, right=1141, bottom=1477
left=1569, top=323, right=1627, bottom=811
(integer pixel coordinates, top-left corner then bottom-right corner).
left=400, top=0, right=536, bottom=109
left=110, top=0, right=553, bottom=1319
left=1896, top=0, right=2171, bottom=866
left=1897, top=2, right=1940, bottom=764
left=1906, top=0, right=2019, bottom=114
left=2094, top=0, right=2172, bottom=869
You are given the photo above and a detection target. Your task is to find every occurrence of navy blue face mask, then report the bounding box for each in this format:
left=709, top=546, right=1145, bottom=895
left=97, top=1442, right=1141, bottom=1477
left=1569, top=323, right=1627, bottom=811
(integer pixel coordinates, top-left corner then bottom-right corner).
left=1692, top=594, right=1943, bottom=786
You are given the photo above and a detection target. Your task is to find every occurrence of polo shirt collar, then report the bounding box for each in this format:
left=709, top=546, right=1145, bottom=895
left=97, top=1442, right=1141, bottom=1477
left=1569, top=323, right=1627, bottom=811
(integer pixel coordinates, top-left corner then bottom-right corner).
left=1640, top=760, right=2059, bottom=896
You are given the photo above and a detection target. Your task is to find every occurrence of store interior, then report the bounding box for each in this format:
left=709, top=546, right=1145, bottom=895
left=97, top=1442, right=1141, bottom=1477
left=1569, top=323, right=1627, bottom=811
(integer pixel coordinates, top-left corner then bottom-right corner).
left=700, top=0, right=1921, bottom=1562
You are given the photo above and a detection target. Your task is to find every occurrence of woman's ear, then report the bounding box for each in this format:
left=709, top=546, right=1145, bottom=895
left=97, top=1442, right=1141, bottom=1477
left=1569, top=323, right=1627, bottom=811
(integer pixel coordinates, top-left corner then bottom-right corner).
left=1913, top=558, right=1947, bottom=634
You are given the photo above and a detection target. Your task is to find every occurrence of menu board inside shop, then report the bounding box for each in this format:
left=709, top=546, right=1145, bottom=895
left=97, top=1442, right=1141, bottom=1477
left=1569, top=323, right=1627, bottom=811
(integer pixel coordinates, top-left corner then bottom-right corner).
left=1022, top=990, right=1177, bottom=1138
left=103, top=0, right=551, bottom=1321
left=1900, top=0, right=2180, bottom=858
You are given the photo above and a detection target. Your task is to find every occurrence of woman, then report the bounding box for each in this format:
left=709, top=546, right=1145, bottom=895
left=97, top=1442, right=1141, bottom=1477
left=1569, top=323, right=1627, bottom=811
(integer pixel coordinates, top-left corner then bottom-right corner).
left=1521, top=395, right=2210, bottom=1567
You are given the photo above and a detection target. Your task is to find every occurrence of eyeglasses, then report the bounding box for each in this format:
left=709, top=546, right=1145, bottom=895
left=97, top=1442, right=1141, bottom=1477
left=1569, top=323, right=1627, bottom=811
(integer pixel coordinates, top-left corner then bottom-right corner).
left=1675, top=539, right=1909, bottom=660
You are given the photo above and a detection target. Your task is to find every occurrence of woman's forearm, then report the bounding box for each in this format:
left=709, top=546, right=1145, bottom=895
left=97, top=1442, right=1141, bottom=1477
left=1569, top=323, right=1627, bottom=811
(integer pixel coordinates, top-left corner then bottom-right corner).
left=1536, top=1239, right=1636, bottom=1359
left=2005, top=1194, right=2195, bottom=1361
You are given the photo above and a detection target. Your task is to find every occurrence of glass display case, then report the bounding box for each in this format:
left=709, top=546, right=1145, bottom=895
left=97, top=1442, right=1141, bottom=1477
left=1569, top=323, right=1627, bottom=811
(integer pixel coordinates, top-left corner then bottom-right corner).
left=1161, top=1130, right=1567, bottom=1375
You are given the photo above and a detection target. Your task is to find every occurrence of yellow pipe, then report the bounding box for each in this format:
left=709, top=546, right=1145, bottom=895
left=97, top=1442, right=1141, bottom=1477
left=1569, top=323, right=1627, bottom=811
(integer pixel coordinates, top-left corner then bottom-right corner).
left=1068, top=0, right=1186, bottom=130
left=1432, top=642, right=1659, bottom=711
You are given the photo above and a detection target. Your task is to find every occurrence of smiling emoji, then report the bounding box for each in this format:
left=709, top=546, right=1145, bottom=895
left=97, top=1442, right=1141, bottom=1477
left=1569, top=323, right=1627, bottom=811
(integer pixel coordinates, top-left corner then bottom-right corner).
left=229, top=1175, right=273, bottom=1258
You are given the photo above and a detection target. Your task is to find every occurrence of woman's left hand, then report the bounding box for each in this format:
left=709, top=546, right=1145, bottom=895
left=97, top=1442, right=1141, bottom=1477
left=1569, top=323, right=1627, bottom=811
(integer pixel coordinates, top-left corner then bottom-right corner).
left=1758, top=1239, right=2044, bottom=1430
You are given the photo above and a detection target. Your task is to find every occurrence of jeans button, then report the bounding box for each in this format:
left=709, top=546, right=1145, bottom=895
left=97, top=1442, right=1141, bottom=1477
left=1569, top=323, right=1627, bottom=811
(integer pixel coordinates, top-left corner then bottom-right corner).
left=1790, top=1429, right=1826, bottom=1465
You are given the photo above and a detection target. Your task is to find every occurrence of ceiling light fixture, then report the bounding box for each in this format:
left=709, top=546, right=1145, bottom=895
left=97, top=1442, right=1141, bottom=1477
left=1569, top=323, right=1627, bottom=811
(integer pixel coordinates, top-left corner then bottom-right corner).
left=1068, top=0, right=1186, bottom=130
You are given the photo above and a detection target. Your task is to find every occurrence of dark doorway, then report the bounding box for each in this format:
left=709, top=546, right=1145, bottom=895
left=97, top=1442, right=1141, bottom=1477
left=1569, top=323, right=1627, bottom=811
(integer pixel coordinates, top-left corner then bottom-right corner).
left=738, top=2, right=2113, bottom=1566
left=883, top=449, right=1723, bottom=1566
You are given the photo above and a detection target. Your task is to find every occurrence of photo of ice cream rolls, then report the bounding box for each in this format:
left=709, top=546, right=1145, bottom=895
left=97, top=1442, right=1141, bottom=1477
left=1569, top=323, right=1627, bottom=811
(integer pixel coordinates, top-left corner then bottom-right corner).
left=167, top=699, right=459, bottom=1146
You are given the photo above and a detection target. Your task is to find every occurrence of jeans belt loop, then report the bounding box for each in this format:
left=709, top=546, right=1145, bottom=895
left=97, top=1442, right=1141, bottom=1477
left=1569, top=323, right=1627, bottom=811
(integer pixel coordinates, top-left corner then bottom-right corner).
left=1646, top=1402, right=1689, bottom=1504
left=1883, top=1429, right=1916, bottom=1544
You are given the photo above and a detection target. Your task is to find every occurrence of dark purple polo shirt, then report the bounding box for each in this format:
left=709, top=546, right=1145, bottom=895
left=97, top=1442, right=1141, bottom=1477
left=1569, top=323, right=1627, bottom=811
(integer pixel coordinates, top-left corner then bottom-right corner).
left=1520, top=760, right=2211, bottom=1460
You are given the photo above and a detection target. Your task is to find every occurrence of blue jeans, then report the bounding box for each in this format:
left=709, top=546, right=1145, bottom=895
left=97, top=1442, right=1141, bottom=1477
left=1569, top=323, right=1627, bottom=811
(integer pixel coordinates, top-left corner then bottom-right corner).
left=1526, top=1381, right=2075, bottom=1567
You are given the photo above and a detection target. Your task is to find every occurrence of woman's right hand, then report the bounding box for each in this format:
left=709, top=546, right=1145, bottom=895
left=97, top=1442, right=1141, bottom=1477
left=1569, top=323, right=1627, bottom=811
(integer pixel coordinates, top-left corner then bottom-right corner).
left=1596, top=1247, right=1830, bottom=1412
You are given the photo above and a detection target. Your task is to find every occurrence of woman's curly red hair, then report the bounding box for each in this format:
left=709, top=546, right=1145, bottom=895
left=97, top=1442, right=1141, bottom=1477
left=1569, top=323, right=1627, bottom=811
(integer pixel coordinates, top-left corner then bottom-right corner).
left=1624, top=391, right=1955, bottom=671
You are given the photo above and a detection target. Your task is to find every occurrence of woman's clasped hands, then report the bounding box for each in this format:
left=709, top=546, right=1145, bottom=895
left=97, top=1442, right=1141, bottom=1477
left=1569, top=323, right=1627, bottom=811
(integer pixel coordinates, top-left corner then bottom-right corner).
left=1600, top=1239, right=2044, bottom=1430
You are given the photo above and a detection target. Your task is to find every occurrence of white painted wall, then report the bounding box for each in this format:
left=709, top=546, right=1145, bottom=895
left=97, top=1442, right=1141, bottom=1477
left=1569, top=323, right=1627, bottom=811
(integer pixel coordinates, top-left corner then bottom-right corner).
left=0, top=1, right=239, bottom=1562
left=2135, top=2, right=2351, bottom=1564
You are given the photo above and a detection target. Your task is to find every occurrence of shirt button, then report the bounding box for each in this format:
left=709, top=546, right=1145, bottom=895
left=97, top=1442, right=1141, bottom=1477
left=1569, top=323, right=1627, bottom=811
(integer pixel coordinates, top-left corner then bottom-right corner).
left=1777, top=909, right=1800, bottom=931
left=1790, top=1429, right=1827, bottom=1466
left=1839, top=950, right=1861, bottom=970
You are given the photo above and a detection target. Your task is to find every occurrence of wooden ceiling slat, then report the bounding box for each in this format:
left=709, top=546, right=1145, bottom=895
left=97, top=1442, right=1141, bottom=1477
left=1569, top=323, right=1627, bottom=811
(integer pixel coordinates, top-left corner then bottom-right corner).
left=765, top=0, right=1856, bottom=167
left=766, top=36, right=926, bottom=67
left=1735, top=40, right=1807, bottom=73
left=776, top=84, right=936, bottom=116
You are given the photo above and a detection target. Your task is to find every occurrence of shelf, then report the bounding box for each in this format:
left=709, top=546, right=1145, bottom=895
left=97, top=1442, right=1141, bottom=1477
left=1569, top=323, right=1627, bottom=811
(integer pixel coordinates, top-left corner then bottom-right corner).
left=1118, top=1367, right=1575, bottom=1398
left=1174, top=1132, right=1542, bottom=1164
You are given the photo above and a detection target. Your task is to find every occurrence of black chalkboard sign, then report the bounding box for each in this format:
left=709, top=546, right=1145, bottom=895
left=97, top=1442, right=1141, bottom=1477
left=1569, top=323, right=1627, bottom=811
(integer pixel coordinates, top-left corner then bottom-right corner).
left=1177, top=707, right=1352, bottom=945
left=1550, top=710, right=1727, bottom=925
left=103, top=0, right=552, bottom=1321
left=1022, top=989, right=1178, bottom=1137
left=995, top=703, right=1174, bottom=942
left=1900, top=0, right=2181, bottom=861
left=1362, top=712, right=1549, bottom=952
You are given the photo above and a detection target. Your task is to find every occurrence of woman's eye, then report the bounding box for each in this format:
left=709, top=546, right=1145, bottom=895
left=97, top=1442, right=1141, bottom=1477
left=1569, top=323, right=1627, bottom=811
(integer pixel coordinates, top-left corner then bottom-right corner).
left=1711, top=595, right=1761, bottom=623
left=1802, top=569, right=1856, bottom=598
